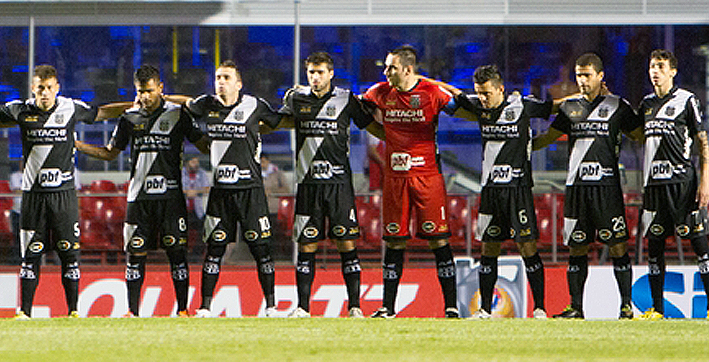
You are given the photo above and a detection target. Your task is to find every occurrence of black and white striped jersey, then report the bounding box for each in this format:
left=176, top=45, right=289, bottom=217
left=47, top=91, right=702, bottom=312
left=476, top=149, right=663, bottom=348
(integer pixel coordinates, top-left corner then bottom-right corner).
left=639, top=87, right=706, bottom=187
left=0, top=96, right=96, bottom=192
left=109, top=100, right=204, bottom=202
left=186, top=93, right=280, bottom=190
left=453, top=93, right=552, bottom=188
left=279, top=86, right=373, bottom=185
left=551, top=94, right=642, bottom=187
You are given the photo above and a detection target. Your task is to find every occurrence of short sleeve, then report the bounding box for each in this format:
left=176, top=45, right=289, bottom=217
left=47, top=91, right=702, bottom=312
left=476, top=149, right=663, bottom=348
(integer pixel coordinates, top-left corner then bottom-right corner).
left=181, top=110, right=205, bottom=144
left=619, top=99, right=643, bottom=134
left=278, top=88, right=296, bottom=116
left=687, top=95, right=706, bottom=134
left=257, top=98, right=282, bottom=129
left=550, top=104, right=572, bottom=134
left=0, top=104, right=15, bottom=125
left=523, top=97, right=553, bottom=119
left=108, top=116, right=132, bottom=151
left=185, top=95, right=209, bottom=119
left=73, top=99, right=98, bottom=124
left=348, top=93, right=374, bottom=129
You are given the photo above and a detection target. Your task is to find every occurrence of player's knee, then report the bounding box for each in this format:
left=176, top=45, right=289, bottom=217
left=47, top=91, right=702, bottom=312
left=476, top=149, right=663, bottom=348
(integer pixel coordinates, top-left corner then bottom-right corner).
left=569, top=245, right=589, bottom=256
left=248, top=242, right=275, bottom=275
left=335, top=240, right=356, bottom=253
left=385, top=240, right=407, bottom=250
left=608, top=242, right=627, bottom=258
left=482, top=242, right=502, bottom=257
left=427, top=239, right=448, bottom=250
left=516, top=241, right=537, bottom=257
left=299, top=242, right=318, bottom=253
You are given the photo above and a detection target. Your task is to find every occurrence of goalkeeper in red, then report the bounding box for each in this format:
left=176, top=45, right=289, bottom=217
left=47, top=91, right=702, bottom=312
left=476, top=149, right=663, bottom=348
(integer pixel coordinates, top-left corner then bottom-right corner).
left=363, top=45, right=458, bottom=318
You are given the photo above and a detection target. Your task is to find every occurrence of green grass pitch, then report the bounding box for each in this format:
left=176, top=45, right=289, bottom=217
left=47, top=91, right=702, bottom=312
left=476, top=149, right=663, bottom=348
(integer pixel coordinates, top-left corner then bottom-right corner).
left=1, top=317, right=709, bottom=361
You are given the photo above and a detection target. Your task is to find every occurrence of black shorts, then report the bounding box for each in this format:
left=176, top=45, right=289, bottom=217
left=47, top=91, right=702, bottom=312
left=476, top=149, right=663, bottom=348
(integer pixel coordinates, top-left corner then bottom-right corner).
left=563, top=185, right=628, bottom=246
left=643, top=181, right=708, bottom=239
left=294, top=183, right=360, bottom=243
left=203, top=187, right=272, bottom=245
left=20, top=190, right=80, bottom=258
left=124, top=198, right=188, bottom=252
left=476, top=186, right=538, bottom=242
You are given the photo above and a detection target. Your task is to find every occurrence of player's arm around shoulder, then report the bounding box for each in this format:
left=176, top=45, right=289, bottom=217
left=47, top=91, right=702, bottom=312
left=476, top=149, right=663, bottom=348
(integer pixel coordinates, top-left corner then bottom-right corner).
left=75, top=140, right=121, bottom=161
left=532, top=126, right=564, bottom=151
left=696, top=130, right=709, bottom=208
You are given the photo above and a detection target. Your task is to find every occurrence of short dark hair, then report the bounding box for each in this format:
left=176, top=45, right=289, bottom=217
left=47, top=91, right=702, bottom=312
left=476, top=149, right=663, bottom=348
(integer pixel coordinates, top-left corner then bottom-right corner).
left=389, top=45, right=418, bottom=69
left=134, top=65, right=161, bottom=84
left=473, top=65, right=503, bottom=86
left=218, top=60, right=242, bottom=81
left=305, top=52, right=334, bottom=70
left=650, top=49, right=678, bottom=69
left=33, top=65, right=57, bottom=81
left=576, top=53, right=604, bottom=73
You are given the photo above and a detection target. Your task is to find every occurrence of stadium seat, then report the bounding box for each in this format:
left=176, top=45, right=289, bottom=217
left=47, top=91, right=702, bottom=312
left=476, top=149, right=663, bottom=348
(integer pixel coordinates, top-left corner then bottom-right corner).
left=0, top=180, right=13, bottom=211
left=90, top=179, right=118, bottom=193
left=277, top=196, right=295, bottom=238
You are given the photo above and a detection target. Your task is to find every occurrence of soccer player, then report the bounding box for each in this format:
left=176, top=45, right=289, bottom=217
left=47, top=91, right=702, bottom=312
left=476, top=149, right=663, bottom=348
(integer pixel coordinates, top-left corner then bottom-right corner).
left=533, top=53, right=643, bottom=319
left=279, top=51, right=384, bottom=318
left=436, top=65, right=551, bottom=319
left=0, top=65, right=97, bottom=319
left=363, top=45, right=459, bottom=318
left=636, top=49, right=709, bottom=320
left=75, top=65, right=209, bottom=317
left=179, top=60, right=282, bottom=318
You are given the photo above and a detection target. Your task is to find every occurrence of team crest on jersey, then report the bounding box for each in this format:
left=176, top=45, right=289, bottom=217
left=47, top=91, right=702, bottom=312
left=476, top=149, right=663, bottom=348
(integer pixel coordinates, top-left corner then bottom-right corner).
left=25, top=116, right=38, bottom=122
left=55, top=114, right=65, bottom=124
left=234, top=110, right=244, bottom=122
left=665, top=106, right=675, bottom=117
left=422, top=221, right=436, bottom=233
left=386, top=223, right=401, bottom=234
left=326, top=106, right=336, bottom=117
left=676, top=224, right=690, bottom=237
left=159, top=121, right=170, bottom=132
left=504, top=109, right=516, bottom=122
left=208, top=111, right=220, bottom=118
left=598, top=107, right=609, bottom=118
left=410, top=95, right=421, bottom=109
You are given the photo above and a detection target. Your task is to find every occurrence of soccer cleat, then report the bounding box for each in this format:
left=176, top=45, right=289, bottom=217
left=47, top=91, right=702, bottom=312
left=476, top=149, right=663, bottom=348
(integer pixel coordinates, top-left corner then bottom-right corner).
left=14, top=311, right=30, bottom=321
left=265, top=307, right=279, bottom=318
left=445, top=307, right=460, bottom=319
left=68, top=311, right=80, bottom=318
left=370, top=307, right=396, bottom=319
left=123, top=311, right=136, bottom=318
left=634, top=308, right=663, bottom=321
left=533, top=308, right=548, bottom=319
left=348, top=307, right=365, bottom=318
left=619, top=304, right=633, bottom=319
left=177, top=310, right=190, bottom=318
left=288, top=307, right=311, bottom=318
left=553, top=306, right=584, bottom=319
left=195, top=309, right=211, bottom=318
left=468, top=309, right=492, bottom=320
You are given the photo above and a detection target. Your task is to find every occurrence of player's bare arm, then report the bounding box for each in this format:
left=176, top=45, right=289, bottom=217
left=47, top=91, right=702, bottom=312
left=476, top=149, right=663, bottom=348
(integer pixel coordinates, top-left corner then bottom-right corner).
left=74, top=140, right=121, bottom=161
left=96, top=102, right=133, bottom=122
left=193, top=135, right=210, bottom=154
left=696, top=130, right=709, bottom=208
left=417, top=75, right=463, bottom=96
left=366, top=121, right=385, bottom=141
left=532, top=127, right=564, bottom=151
left=163, top=94, right=193, bottom=105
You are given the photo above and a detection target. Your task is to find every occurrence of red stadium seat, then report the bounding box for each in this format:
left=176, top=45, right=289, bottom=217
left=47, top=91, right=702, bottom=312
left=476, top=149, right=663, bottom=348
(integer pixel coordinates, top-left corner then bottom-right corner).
left=277, top=196, right=295, bottom=238
left=90, top=179, right=118, bottom=193
left=0, top=180, right=13, bottom=211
